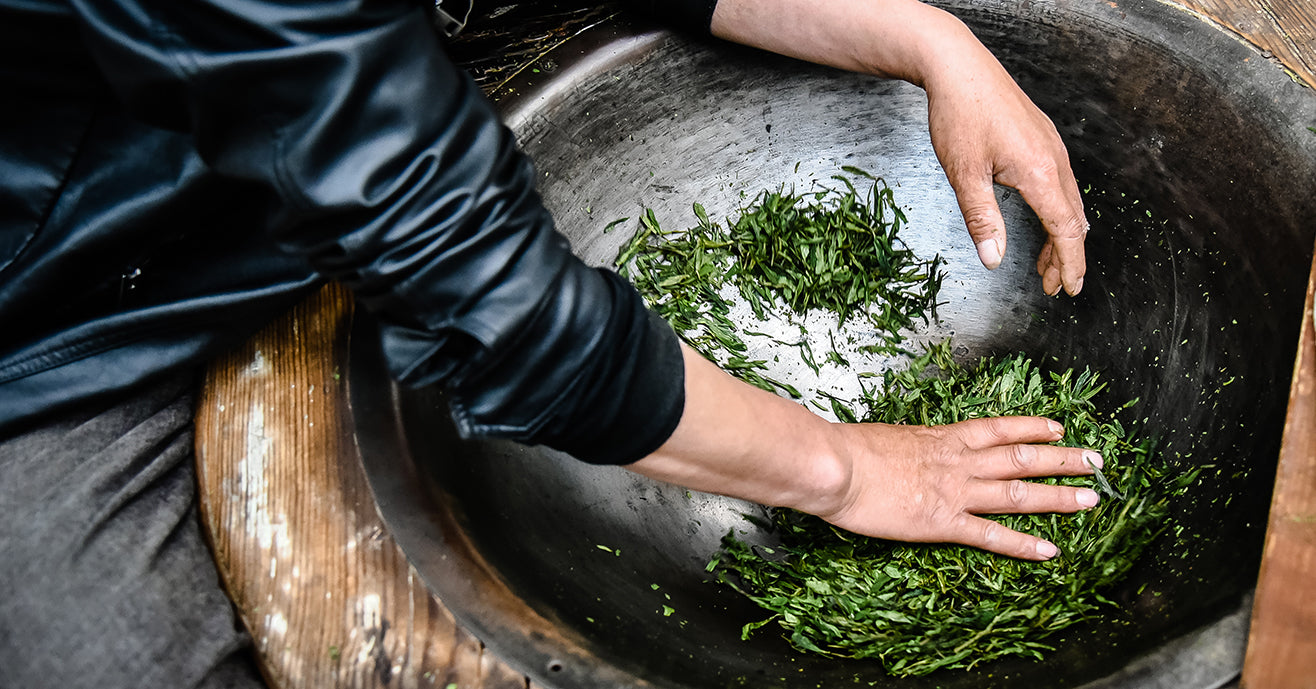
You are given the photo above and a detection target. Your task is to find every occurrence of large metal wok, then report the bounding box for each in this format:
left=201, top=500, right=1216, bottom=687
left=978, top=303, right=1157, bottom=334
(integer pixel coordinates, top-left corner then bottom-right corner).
left=348, top=1, right=1316, bottom=687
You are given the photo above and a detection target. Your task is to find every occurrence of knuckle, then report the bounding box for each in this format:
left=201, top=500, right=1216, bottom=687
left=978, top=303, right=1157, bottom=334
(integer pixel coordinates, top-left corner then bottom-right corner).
left=960, top=208, right=1001, bottom=239
left=919, top=424, right=950, bottom=443
left=1006, top=479, right=1030, bottom=509
left=923, top=498, right=961, bottom=540
left=1022, top=157, right=1062, bottom=188
left=1053, top=215, right=1089, bottom=241
left=923, top=427, right=963, bottom=463
left=978, top=417, right=1014, bottom=446
left=926, top=499, right=954, bottom=527
left=1009, top=444, right=1036, bottom=472
left=939, top=151, right=982, bottom=183
left=932, top=447, right=959, bottom=472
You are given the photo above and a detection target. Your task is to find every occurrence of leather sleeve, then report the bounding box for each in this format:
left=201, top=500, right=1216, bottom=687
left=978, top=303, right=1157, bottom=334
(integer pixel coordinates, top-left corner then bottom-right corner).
left=66, top=0, right=685, bottom=464
left=631, top=0, right=719, bottom=32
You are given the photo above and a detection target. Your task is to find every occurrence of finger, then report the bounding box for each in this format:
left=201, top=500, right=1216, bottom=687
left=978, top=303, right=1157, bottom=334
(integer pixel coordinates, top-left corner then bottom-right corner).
left=1013, top=161, right=1088, bottom=295
left=949, top=174, right=1008, bottom=271
left=1041, top=257, right=1062, bottom=296
left=964, top=478, right=1101, bottom=515
left=973, top=443, right=1102, bottom=480
left=949, top=415, right=1065, bottom=451
left=950, top=513, right=1061, bottom=561
left=1050, top=232, right=1087, bottom=296
left=1036, top=240, right=1061, bottom=295
left=1035, top=239, right=1054, bottom=277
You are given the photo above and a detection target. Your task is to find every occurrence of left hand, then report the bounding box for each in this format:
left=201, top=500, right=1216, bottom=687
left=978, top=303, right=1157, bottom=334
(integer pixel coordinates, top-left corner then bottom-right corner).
left=629, top=345, right=1102, bottom=562
left=816, top=416, right=1102, bottom=560
left=923, top=42, right=1089, bottom=296
left=710, top=0, right=1090, bottom=296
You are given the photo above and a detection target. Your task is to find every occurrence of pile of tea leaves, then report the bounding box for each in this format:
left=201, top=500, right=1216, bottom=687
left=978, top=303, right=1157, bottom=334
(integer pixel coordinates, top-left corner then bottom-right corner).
left=708, top=341, right=1196, bottom=676
left=612, top=169, right=1190, bottom=677
left=615, top=168, right=944, bottom=396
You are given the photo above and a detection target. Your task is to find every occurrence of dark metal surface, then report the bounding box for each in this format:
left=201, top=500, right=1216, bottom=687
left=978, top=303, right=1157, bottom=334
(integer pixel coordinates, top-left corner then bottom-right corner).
left=349, top=1, right=1316, bottom=687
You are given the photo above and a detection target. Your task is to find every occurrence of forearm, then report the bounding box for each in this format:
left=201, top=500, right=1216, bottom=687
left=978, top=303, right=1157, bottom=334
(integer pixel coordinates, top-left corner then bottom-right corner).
left=709, top=0, right=984, bottom=87
left=627, top=344, right=852, bottom=517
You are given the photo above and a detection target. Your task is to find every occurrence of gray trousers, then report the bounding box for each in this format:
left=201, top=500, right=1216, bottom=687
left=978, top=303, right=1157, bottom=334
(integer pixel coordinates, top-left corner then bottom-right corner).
left=0, top=373, right=265, bottom=689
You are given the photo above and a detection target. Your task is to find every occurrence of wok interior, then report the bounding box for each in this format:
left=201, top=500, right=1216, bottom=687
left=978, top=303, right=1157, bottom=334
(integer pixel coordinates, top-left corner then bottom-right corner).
left=361, top=1, right=1316, bottom=687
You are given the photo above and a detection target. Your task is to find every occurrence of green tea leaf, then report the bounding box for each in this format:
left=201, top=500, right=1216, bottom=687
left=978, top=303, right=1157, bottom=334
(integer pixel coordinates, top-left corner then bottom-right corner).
left=710, top=342, right=1182, bottom=677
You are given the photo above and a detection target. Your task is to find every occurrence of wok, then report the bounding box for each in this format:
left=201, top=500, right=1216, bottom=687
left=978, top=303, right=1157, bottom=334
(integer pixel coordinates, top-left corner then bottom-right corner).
left=348, top=0, right=1316, bottom=687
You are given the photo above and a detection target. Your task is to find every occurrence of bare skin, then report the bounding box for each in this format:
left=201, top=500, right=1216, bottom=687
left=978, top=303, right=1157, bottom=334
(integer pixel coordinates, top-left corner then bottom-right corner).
left=631, top=345, right=1101, bottom=561
left=627, top=0, right=1096, bottom=560
left=710, top=0, right=1088, bottom=296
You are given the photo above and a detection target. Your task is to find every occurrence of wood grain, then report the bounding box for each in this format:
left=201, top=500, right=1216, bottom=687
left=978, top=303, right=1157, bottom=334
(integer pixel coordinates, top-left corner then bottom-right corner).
left=1240, top=242, right=1316, bottom=689
left=195, top=285, right=533, bottom=689
left=1175, top=4, right=1316, bottom=686
left=1174, top=0, right=1316, bottom=87
left=194, top=3, right=1316, bottom=688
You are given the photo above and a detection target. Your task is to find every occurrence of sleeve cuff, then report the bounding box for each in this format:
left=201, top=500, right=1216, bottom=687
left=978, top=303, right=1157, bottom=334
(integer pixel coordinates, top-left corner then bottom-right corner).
left=541, top=307, right=686, bottom=465
left=629, top=0, right=719, bottom=33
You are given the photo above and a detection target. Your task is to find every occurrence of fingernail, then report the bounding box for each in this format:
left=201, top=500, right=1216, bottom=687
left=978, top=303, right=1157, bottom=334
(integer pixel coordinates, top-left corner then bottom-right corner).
left=1047, top=420, right=1064, bottom=436
left=1069, top=276, right=1084, bottom=296
left=1076, top=489, right=1101, bottom=508
left=977, top=238, right=1003, bottom=270
left=1082, top=451, right=1103, bottom=470
left=1036, top=541, right=1059, bottom=559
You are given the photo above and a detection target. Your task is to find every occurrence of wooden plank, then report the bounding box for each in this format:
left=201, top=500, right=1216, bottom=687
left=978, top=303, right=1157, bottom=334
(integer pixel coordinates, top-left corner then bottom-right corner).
left=191, top=6, right=604, bottom=687
left=1173, top=0, right=1316, bottom=86
left=1168, top=3, right=1316, bottom=686
left=1241, top=244, right=1316, bottom=689
left=195, top=285, right=532, bottom=689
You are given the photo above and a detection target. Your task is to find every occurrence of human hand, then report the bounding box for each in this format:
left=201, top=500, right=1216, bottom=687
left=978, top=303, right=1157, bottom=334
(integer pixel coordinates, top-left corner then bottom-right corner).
left=818, top=416, right=1102, bottom=560
left=923, top=40, right=1089, bottom=296
left=709, top=0, right=1089, bottom=296
left=632, top=346, right=1102, bottom=561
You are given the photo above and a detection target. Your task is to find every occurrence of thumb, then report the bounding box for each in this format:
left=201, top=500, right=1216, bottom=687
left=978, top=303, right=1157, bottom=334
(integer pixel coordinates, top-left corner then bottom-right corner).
left=952, top=177, right=1008, bottom=270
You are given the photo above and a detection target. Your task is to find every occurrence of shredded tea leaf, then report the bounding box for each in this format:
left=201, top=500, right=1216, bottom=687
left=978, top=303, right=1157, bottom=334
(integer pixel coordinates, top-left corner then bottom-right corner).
left=612, top=170, right=1187, bottom=676
left=709, top=342, right=1182, bottom=676
left=616, top=169, right=944, bottom=390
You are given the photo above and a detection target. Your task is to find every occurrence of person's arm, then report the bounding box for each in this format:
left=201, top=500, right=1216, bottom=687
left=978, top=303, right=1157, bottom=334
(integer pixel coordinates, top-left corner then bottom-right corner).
left=630, top=343, right=1103, bottom=561
left=70, top=0, right=685, bottom=464
left=625, top=0, right=1098, bottom=560
left=709, top=0, right=1089, bottom=297
left=74, top=0, right=1097, bottom=560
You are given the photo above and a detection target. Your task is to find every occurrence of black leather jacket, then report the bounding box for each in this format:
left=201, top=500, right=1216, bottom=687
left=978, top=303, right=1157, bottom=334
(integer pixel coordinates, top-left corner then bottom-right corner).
left=0, top=0, right=714, bottom=463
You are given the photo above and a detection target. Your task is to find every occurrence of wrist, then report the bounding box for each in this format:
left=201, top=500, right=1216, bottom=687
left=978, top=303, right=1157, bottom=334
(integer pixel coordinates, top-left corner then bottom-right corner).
left=782, top=420, right=856, bottom=519
left=887, top=5, right=995, bottom=91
